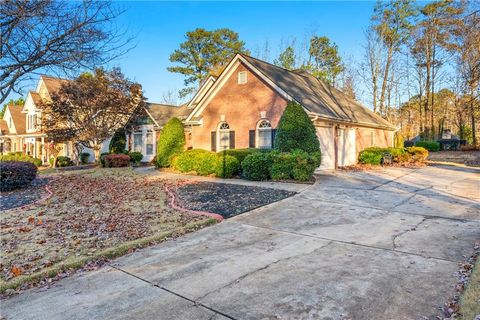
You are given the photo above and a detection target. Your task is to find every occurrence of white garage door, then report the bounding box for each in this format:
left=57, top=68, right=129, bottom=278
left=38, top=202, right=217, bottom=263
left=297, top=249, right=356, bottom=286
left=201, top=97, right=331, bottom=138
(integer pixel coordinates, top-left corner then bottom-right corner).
left=316, top=126, right=335, bottom=170
left=338, top=128, right=356, bottom=167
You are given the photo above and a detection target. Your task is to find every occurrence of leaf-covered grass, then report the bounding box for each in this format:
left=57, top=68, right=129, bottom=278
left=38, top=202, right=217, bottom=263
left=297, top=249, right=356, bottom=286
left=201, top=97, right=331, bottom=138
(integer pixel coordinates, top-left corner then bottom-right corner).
left=0, top=168, right=215, bottom=293
left=459, top=257, right=480, bottom=320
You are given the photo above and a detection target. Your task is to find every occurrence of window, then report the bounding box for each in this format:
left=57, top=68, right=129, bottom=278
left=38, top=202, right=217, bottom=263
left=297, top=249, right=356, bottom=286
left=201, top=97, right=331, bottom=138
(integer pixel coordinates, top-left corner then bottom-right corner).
left=145, top=130, right=154, bottom=155
left=238, top=71, right=247, bottom=84
left=217, top=122, right=230, bottom=151
left=8, top=117, right=12, bottom=128
left=27, top=114, right=37, bottom=131
left=257, top=120, right=272, bottom=149
left=370, top=131, right=375, bottom=146
left=133, top=132, right=143, bottom=153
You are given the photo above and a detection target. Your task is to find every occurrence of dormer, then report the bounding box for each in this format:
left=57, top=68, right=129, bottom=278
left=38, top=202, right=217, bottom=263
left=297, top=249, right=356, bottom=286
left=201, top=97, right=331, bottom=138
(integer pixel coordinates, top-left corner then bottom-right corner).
left=23, top=91, right=42, bottom=133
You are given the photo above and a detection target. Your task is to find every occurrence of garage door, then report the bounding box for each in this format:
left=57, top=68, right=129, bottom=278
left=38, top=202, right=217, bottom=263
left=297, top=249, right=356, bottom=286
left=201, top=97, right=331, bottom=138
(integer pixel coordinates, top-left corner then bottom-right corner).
left=338, top=128, right=356, bottom=167
left=316, top=126, right=335, bottom=170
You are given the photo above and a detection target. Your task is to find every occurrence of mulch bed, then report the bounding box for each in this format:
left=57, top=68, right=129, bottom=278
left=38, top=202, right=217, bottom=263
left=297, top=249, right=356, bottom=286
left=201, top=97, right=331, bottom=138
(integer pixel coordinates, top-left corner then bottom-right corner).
left=175, top=182, right=296, bottom=218
left=0, top=178, right=51, bottom=211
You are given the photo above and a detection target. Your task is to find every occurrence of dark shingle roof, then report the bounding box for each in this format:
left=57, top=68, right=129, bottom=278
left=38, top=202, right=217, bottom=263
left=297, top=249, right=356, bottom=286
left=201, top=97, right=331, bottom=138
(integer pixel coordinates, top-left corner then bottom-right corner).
left=241, top=54, right=395, bottom=130
left=145, top=103, right=190, bottom=127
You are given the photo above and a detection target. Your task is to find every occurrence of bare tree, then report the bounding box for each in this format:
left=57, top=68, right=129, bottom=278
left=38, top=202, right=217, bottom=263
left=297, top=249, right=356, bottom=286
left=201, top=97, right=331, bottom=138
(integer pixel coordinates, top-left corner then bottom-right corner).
left=39, top=68, right=144, bottom=162
left=0, top=0, right=132, bottom=104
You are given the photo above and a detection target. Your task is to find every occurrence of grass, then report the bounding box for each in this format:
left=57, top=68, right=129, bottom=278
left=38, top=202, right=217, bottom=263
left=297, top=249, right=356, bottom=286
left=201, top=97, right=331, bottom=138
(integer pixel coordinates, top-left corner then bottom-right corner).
left=0, top=168, right=216, bottom=293
left=459, top=257, right=480, bottom=320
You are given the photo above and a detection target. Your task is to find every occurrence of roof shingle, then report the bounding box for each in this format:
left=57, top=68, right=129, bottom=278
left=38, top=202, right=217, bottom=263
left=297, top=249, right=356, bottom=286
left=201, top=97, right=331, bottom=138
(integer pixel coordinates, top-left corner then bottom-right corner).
left=241, top=54, right=395, bottom=130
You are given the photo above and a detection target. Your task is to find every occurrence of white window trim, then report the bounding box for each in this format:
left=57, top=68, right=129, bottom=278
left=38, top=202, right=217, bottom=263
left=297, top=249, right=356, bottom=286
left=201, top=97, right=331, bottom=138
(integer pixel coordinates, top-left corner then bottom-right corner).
left=256, top=119, right=272, bottom=149
left=217, top=122, right=230, bottom=152
left=238, top=71, right=247, bottom=84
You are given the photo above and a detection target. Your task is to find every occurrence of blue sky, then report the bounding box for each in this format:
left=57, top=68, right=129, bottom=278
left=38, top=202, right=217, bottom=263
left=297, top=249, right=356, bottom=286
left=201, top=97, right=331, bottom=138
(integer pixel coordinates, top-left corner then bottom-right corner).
left=11, top=1, right=379, bottom=105
left=114, top=1, right=375, bottom=104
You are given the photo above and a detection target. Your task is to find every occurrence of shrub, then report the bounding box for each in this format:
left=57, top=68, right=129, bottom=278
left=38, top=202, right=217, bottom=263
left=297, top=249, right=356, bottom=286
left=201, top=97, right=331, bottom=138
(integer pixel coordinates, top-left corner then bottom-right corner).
left=270, top=150, right=318, bottom=181
left=406, top=147, right=429, bottom=162
left=104, top=154, right=131, bottom=168
left=100, top=152, right=110, bottom=167
left=0, top=154, right=42, bottom=167
left=157, top=117, right=185, bottom=168
left=0, top=161, right=37, bottom=191
left=218, top=148, right=261, bottom=165
left=274, top=101, right=320, bottom=155
left=172, top=149, right=217, bottom=176
left=80, top=152, right=90, bottom=164
left=56, top=156, right=72, bottom=167
left=358, top=147, right=406, bottom=165
left=129, top=151, right=143, bottom=164
left=394, top=132, right=404, bottom=148
left=109, top=128, right=127, bottom=154
left=394, top=153, right=413, bottom=164
left=241, top=152, right=273, bottom=181
left=415, top=141, right=440, bottom=152
left=215, top=154, right=240, bottom=178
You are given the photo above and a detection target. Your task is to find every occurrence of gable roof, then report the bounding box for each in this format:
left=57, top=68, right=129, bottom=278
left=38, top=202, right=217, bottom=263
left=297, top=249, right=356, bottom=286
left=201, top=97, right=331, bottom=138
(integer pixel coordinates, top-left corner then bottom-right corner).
left=186, top=53, right=395, bottom=130
left=6, top=105, right=26, bottom=134
left=240, top=54, right=395, bottom=130
left=145, top=103, right=190, bottom=127
left=40, top=75, right=69, bottom=94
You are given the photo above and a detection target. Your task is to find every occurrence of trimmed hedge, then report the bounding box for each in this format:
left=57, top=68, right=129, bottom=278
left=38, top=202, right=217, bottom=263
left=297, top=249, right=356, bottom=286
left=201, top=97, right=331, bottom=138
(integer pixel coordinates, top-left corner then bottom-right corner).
left=157, top=117, right=185, bottom=168
left=269, top=150, right=319, bottom=181
left=100, top=152, right=110, bottom=167
left=0, top=161, right=38, bottom=191
left=241, top=152, right=273, bottom=181
left=217, top=148, right=262, bottom=165
left=215, top=154, right=240, bottom=178
left=406, top=146, right=429, bottom=162
left=172, top=149, right=217, bottom=176
left=415, top=141, right=440, bottom=152
left=80, top=152, right=90, bottom=164
left=129, top=151, right=143, bottom=164
left=0, top=154, right=42, bottom=167
left=109, top=129, right=127, bottom=154
left=274, top=101, right=320, bottom=154
left=104, top=154, right=130, bottom=167
left=49, top=156, right=72, bottom=167
left=358, top=146, right=428, bottom=165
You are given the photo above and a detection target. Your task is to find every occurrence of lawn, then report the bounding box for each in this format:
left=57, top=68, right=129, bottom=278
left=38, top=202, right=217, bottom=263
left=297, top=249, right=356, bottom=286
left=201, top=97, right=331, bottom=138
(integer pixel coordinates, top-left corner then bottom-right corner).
left=459, top=256, right=480, bottom=320
left=0, top=168, right=215, bottom=294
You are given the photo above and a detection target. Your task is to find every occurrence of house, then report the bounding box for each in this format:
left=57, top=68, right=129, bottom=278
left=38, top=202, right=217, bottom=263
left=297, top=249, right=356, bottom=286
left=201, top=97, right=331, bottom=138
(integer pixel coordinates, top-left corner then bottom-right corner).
left=0, top=75, right=111, bottom=163
left=183, top=54, right=396, bottom=169
left=125, top=102, right=190, bottom=162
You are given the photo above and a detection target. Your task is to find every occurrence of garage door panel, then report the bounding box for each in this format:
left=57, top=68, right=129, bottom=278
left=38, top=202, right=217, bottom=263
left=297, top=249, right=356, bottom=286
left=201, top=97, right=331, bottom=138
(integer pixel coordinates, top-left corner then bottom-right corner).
left=316, top=126, right=335, bottom=170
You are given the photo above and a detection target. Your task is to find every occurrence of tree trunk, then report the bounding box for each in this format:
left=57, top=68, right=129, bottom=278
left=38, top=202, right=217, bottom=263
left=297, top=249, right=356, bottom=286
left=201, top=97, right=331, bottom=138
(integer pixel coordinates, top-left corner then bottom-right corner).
left=379, top=46, right=393, bottom=117
left=431, top=45, right=436, bottom=139
left=471, top=90, right=477, bottom=145
left=93, top=142, right=101, bottom=163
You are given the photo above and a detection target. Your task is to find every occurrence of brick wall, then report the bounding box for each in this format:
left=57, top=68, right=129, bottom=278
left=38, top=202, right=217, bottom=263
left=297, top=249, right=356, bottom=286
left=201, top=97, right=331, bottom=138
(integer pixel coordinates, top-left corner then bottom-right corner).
left=191, top=63, right=288, bottom=151
left=356, top=127, right=394, bottom=154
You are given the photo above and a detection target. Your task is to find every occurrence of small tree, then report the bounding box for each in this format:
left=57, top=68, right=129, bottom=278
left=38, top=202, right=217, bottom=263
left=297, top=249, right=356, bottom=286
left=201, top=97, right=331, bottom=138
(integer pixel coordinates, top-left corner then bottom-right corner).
left=156, top=117, right=185, bottom=167
left=39, top=68, right=144, bottom=162
left=274, top=101, right=320, bottom=155
left=109, top=128, right=127, bottom=154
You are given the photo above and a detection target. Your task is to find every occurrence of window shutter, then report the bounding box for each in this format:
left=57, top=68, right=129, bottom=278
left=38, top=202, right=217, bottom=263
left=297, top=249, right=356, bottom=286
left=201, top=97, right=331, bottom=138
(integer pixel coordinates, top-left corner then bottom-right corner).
left=271, top=129, right=277, bottom=148
left=211, top=131, right=216, bottom=152
left=249, top=130, right=256, bottom=148
left=229, top=131, right=235, bottom=149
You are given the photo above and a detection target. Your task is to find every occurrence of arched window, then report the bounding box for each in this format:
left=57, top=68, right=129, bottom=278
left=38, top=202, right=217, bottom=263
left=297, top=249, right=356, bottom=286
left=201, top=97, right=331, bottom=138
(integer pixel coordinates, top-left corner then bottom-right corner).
left=257, top=120, right=272, bottom=149
left=217, top=122, right=230, bottom=151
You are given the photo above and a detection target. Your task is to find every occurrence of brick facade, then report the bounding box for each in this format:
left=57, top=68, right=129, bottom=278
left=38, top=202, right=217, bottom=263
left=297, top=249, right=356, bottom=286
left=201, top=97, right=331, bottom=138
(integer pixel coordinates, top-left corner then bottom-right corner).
left=190, top=63, right=287, bottom=151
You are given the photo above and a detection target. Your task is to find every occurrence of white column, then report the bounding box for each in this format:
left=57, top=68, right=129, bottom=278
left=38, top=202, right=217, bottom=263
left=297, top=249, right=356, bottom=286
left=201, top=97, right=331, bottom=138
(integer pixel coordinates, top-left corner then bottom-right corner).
left=41, top=137, right=45, bottom=164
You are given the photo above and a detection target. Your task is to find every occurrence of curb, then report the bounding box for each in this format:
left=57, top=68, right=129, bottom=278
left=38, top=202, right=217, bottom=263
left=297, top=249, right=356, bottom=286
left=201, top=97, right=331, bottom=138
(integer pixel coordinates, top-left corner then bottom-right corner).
left=163, top=183, right=224, bottom=221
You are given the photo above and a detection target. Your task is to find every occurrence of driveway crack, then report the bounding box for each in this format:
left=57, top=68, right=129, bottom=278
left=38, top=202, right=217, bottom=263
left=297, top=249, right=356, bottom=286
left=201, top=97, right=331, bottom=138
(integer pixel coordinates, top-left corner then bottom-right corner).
left=392, top=217, right=430, bottom=250
left=196, top=241, right=333, bottom=302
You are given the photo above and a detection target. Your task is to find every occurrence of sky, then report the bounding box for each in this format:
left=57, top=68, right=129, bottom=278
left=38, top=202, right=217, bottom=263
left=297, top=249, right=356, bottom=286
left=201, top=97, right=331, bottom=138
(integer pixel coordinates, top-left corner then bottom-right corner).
left=9, top=1, right=379, bottom=106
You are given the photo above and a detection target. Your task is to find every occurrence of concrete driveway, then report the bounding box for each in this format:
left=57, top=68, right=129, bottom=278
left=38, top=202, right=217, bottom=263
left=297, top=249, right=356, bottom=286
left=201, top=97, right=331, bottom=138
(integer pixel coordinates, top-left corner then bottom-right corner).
left=2, top=165, right=479, bottom=320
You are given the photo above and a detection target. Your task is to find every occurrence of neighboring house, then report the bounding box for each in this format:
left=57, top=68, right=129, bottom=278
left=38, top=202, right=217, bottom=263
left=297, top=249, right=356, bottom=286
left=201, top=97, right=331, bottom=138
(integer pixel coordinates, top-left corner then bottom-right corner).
left=0, top=75, right=111, bottom=163
left=125, top=102, right=190, bottom=162
left=0, top=105, right=26, bottom=155
left=184, top=53, right=396, bottom=169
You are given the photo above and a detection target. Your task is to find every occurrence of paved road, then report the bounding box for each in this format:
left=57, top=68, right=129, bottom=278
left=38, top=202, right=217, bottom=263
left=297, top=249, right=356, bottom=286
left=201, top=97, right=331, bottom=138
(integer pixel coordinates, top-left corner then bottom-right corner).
left=2, top=165, right=479, bottom=320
